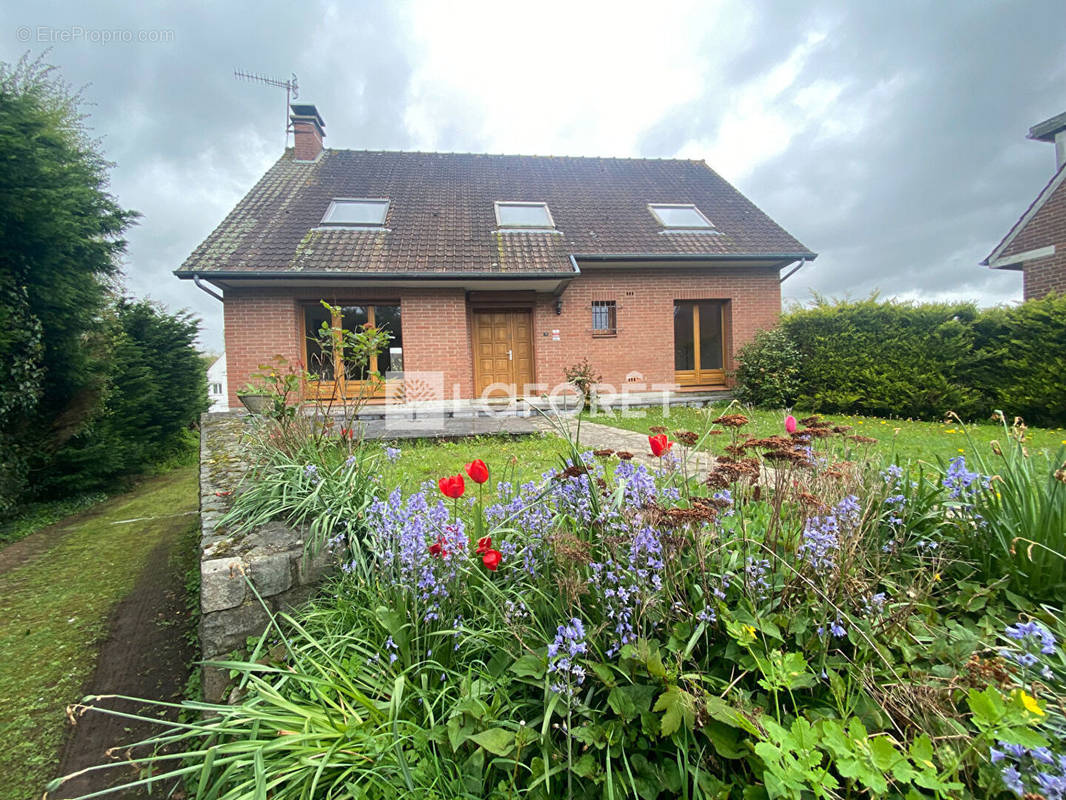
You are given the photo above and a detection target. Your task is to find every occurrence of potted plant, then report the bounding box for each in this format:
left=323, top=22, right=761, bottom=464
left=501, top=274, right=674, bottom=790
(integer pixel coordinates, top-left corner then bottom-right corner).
left=235, top=383, right=274, bottom=415
left=236, top=357, right=305, bottom=417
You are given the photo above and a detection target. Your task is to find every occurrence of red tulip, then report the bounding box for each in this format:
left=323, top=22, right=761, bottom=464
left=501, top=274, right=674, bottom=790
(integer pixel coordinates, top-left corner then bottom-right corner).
left=476, top=536, right=492, bottom=555
left=340, top=427, right=354, bottom=439
left=438, top=474, right=465, bottom=498
left=649, top=433, right=673, bottom=457
left=465, top=459, right=489, bottom=484
left=785, top=415, right=797, bottom=434
left=481, top=548, right=502, bottom=570
left=428, top=537, right=448, bottom=558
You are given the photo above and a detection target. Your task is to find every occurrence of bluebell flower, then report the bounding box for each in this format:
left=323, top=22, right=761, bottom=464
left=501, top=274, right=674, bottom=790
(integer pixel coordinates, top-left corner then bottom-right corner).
left=383, top=445, right=402, bottom=462
left=943, top=455, right=981, bottom=499
left=881, top=464, right=904, bottom=484
left=547, top=618, right=588, bottom=698
left=1001, top=765, right=1024, bottom=796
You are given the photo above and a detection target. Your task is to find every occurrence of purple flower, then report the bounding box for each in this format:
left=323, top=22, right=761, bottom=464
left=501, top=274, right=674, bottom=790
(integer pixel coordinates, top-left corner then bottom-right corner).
left=547, top=618, right=588, bottom=698
left=943, top=456, right=981, bottom=499
left=798, top=495, right=859, bottom=573
left=1001, top=765, right=1024, bottom=796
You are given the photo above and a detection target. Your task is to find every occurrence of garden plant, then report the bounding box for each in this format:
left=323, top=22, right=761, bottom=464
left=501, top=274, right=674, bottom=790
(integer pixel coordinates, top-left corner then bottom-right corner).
left=53, top=409, right=1066, bottom=799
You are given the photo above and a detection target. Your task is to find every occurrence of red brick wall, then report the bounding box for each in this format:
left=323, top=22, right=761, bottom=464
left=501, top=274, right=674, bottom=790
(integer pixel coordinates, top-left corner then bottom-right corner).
left=530, top=266, right=781, bottom=393
left=222, top=286, right=472, bottom=406
left=1023, top=254, right=1066, bottom=299
left=1000, top=173, right=1066, bottom=300
left=220, top=266, right=781, bottom=404
left=223, top=289, right=301, bottom=408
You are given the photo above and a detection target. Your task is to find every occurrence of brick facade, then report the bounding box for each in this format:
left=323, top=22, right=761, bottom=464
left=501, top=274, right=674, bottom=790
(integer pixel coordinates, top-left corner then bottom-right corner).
left=997, top=170, right=1066, bottom=300
left=222, top=266, right=782, bottom=405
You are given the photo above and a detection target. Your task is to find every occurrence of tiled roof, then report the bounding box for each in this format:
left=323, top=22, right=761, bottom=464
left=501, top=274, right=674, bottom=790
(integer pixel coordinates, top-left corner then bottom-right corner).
left=177, top=149, right=815, bottom=276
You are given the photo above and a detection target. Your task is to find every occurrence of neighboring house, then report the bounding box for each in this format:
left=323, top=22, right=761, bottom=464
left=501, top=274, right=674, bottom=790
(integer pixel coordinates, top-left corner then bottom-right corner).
left=207, top=354, right=228, bottom=412
left=176, top=104, right=815, bottom=407
left=983, top=112, right=1066, bottom=299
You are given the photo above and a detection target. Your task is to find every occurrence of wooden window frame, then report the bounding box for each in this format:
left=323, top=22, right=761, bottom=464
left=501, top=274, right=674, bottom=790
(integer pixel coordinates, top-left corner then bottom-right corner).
left=302, top=302, right=400, bottom=401
left=591, top=300, right=617, bottom=337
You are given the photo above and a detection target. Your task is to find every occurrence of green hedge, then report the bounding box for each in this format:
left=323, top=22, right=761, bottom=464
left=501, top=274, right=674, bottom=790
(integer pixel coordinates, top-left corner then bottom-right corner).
left=735, top=294, right=1066, bottom=426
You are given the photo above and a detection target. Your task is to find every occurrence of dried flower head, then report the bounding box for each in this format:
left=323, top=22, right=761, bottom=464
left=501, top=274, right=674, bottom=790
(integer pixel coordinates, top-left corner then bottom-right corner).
left=592, top=448, right=615, bottom=458
left=848, top=435, right=879, bottom=444
left=649, top=425, right=668, bottom=434
left=674, top=430, right=700, bottom=446
left=616, top=450, right=634, bottom=461
left=713, top=414, right=750, bottom=428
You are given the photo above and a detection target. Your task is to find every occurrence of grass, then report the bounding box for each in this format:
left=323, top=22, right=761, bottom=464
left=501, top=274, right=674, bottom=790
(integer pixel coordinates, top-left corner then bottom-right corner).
left=0, top=466, right=199, bottom=800
left=0, top=491, right=109, bottom=546
left=375, top=433, right=570, bottom=497
left=582, top=405, right=1066, bottom=466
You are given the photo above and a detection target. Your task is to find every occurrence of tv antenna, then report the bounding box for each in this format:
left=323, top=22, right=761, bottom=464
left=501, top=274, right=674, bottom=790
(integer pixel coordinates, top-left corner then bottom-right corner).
left=233, top=69, right=299, bottom=146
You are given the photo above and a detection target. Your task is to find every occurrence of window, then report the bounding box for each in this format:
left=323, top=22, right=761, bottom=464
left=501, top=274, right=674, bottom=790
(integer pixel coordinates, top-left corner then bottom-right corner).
left=495, top=201, right=555, bottom=229
left=648, top=203, right=715, bottom=230
left=210, top=383, right=223, bottom=394
left=591, top=300, right=617, bottom=335
left=320, top=198, right=389, bottom=226
left=304, top=303, right=403, bottom=385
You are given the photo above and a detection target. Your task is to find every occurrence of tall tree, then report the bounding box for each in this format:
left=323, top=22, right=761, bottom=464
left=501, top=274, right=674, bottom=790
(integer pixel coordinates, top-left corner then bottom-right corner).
left=0, top=53, right=137, bottom=509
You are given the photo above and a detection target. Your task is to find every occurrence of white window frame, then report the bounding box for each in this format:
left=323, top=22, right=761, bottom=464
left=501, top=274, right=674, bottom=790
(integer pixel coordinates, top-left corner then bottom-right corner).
left=320, top=198, right=390, bottom=227
left=494, top=201, right=556, bottom=230
left=648, top=203, right=715, bottom=230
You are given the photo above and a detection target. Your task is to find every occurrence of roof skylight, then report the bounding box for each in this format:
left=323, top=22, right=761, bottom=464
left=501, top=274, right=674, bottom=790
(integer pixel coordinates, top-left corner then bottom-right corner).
left=495, top=201, right=555, bottom=229
left=648, top=203, right=715, bottom=230
left=321, top=198, right=390, bottom=226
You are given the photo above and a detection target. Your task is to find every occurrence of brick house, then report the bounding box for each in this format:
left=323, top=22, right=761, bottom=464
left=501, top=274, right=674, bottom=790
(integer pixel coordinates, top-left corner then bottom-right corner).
left=983, top=112, right=1066, bottom=299
left=176, top=104, right=815, bottom=407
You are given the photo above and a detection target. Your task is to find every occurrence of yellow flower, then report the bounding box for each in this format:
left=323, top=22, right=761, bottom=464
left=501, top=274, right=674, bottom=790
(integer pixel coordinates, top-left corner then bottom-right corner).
left=1019, top=690, right=1045, bottom=716
left=933, top=572, right=942, bottom=582
left=958, top=448, right=965, bottom=453
left=743, top=625, right=755, bottom=638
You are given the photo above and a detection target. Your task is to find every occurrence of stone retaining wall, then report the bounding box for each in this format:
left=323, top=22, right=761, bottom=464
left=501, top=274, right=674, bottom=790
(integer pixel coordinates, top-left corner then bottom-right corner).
left=197, top=413, right=331, bottom=702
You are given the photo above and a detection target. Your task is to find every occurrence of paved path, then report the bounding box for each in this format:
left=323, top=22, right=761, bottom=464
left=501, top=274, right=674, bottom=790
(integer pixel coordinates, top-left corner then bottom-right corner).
left=536, top=416, right=720, bottom=478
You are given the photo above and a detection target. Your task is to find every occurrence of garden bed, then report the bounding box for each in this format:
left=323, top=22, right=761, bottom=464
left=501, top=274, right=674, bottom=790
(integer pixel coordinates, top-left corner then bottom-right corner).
left=59, top=410, right=1066, bottom=799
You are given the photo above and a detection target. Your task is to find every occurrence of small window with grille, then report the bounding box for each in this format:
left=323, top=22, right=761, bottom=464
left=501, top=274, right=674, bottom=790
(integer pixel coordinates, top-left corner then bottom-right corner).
left=591, top=300, right=617, bottom=336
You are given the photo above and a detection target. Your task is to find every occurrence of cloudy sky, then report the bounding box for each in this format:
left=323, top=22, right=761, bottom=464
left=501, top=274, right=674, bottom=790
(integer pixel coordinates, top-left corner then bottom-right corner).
left=3, top=1, right=1064, bottom=352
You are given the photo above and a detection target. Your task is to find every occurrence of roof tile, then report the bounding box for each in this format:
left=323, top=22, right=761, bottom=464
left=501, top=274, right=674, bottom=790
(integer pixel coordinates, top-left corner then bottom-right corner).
left=178, top=150, right=814, bottom=276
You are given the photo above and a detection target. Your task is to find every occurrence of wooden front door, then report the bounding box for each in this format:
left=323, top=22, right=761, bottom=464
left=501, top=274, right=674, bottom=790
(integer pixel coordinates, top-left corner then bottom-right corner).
left=674, top=300, right=727, bottom=386
left=473, top=310, right=534, bottom=397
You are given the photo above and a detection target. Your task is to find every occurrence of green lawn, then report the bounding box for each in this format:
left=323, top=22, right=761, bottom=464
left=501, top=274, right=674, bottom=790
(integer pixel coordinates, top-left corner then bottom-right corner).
left=582, top=405, right=1066, bottom=467
left=0, top=467, right=198, bottom=800
left=376, top=433, right=568, bottom=497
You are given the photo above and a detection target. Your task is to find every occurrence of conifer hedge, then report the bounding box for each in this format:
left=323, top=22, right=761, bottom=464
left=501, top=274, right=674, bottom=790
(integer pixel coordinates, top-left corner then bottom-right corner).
left=735, top=294, right=1066, bottom=426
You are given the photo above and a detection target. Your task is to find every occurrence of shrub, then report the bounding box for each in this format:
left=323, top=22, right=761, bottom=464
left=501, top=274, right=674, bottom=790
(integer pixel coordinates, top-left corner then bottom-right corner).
left=732, top=326, right=801, bottom=408
left=964, top=294, right=1066, bottom=427
left=564, top=357, right=602, bottom=411
left=782, top=296, right=981, bottom=420
left=748, top=294, right=1066, bottom=425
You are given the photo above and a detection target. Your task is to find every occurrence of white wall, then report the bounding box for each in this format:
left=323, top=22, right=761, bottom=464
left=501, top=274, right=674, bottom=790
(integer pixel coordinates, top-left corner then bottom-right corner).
left=207, top=354, right=228, bottom=412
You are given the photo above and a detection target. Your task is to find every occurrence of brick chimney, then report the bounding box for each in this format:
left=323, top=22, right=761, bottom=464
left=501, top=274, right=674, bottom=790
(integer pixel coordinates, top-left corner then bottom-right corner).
left=289, top=103, right=325, bottom=161
left=1028, top=112, right=1066, bottom=172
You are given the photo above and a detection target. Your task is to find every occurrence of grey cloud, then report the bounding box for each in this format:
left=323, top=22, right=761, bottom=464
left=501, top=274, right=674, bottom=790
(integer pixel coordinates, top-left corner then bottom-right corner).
left=641, top=1, right=1066, bottom=307
left=2, top=0, right=418, bottom=350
